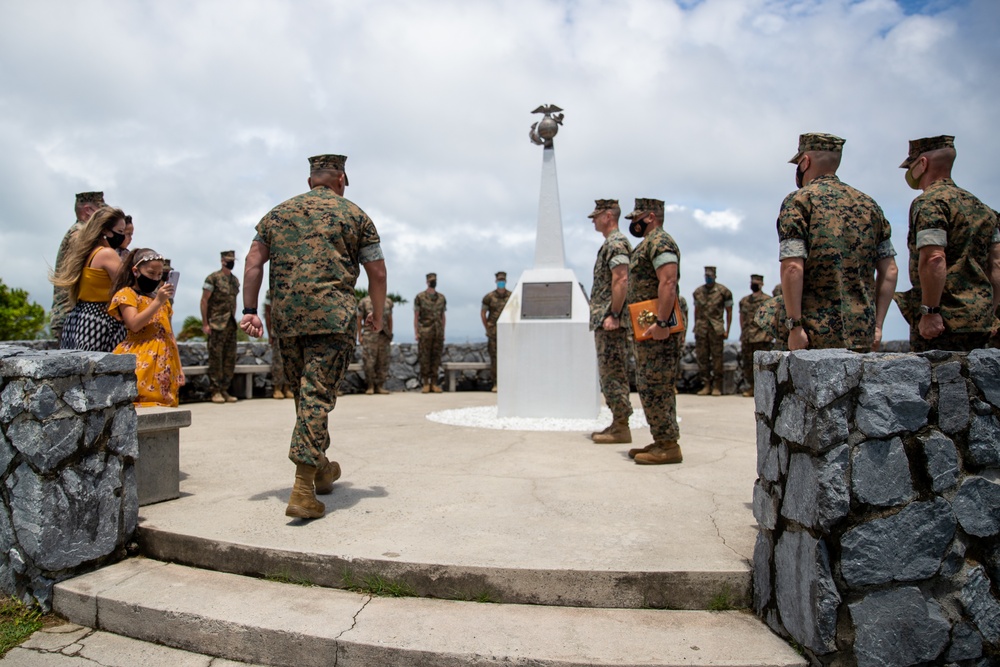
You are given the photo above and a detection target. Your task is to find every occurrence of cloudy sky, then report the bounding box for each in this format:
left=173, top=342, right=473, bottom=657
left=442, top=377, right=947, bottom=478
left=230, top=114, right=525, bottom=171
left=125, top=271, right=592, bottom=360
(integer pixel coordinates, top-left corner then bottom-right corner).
left=1, top=0, right=996, bottom=344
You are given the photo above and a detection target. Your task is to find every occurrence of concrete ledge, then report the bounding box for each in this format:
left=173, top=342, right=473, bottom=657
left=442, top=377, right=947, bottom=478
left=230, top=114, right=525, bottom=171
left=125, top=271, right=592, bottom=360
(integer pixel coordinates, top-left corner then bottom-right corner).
left=442, top=361, right=490, bottom=391
left=136, top=407, right=191, bottom=506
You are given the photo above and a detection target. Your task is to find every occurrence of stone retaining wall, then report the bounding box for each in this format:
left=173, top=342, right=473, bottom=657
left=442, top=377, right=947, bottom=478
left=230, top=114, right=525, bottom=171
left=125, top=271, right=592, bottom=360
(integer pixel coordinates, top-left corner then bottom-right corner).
left=753, top=348, right=1000, bottom=666
left=0, top=344, right=139, bottom=611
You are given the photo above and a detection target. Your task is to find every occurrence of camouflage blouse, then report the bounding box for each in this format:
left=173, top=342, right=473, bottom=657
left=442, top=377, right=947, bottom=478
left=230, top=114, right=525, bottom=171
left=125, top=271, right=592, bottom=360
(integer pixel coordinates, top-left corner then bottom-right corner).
left=589, top=229, right=631, bottom=331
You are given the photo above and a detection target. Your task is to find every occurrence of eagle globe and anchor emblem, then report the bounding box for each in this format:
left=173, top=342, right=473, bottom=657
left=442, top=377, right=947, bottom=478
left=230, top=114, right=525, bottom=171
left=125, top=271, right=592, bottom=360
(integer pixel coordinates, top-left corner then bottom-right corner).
left=528, top=104, right=564, bottom=148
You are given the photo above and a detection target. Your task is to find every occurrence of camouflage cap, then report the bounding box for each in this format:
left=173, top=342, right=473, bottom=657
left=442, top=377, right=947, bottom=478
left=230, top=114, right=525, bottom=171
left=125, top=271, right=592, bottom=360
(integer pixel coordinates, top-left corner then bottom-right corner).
left=426, top=272, right=437, bottom=281
left=309, top=154, right=349, bottom=185
left=788, top=133, right=846, bottom=164
left=162, top=259, right=172, bottom=271
left=221, top=250, right=235, bottom=261
left=899, top=135, right=955, bottom=168
left=75, top=191, right=105, bottom=206
left=704, top=266, right=717, bottom=277
left=751, top=274, right=764, bottom=284
left=624, top=198, right=665, bottom=220
left=495, top=271, right=507, bottom=281
left=587, top=199, right=619, bottom=219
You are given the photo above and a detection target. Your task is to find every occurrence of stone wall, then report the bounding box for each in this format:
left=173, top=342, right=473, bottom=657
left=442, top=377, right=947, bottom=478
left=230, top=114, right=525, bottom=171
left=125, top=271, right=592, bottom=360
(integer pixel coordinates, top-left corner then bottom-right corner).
left=0, top=345, right=139, bottom=611
left=753, top=348, right=1000, bottom=667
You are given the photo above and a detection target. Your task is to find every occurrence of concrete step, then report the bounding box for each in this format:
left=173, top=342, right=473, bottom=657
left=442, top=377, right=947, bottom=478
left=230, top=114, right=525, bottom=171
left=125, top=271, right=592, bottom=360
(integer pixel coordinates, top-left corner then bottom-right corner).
left=54, top=558, right=806, bottom=667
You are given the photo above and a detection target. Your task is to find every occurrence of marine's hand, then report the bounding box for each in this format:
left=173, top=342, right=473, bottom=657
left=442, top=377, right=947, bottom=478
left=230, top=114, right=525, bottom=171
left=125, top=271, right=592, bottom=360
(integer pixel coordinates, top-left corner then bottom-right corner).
left=643, top=324, right=671, bottom=340
left=366, top=313, right=382, bottom=334
left=787, top=326, right=809, bottom=351
left=918, top=313, right=945, bottom=340
left=202, top=323, right=211, bottom=336
left=178, top=372, right=186, bottom=387
left=602, top=315, right=620, bottom=331
left=240, top=314, right=263, bottom=338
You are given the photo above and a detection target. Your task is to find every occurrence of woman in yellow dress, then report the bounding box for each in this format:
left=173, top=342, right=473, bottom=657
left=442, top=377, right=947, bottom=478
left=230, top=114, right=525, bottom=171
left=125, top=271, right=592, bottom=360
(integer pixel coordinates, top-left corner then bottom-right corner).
left=109, top=248, right=186, bottom=407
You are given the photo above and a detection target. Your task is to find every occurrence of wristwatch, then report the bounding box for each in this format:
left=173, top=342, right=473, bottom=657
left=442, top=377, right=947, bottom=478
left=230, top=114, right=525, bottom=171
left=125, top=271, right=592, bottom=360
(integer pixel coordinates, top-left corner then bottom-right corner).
left=242, top=307, right=258, bottom=315
left=785, top=317, right=803, bottom=330
left=919, top=305, right=941, bottom=315
left=656, top=319, right=670, bottom=328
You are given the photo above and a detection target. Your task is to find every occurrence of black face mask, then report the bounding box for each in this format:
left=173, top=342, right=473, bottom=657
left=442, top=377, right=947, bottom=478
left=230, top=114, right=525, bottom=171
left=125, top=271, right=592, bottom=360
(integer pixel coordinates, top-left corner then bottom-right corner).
left=628, top=219, right=649, bottom=239
left=136, top=274, right=161, bottom=294
left=223, top=260, right=235, bottom=270
left=795, top=164, right=806, bottom=189
left=751, top=284, right=761, bottom=293
left=106, top=231, right=126, bottom=249
left=428, top=280, right=437, bottom=289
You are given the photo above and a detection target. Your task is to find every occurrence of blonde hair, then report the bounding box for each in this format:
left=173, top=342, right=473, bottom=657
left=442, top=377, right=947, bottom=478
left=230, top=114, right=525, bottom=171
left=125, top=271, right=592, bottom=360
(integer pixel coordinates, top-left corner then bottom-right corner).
left=51, top=206, right=127, bottom=305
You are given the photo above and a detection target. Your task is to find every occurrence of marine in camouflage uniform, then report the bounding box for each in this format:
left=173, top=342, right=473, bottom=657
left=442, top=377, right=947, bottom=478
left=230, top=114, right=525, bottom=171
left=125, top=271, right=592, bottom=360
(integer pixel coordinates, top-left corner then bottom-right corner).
left=896, top=135, right=1000, bottom=352
left=239, top=153, right=387, bottom=520
left=776, top=133, right=898, bottom=353
left=692, top=267, right=732, bottom=395
left=624, top=198, right=683, bottom=465
left=51, top=191, right=105, bottom=340
left=201, top=251, right=240, bottom=402
left=738, top=274, right=773, bottom=397
left=587, top=199, right=633, bottom=444
left=414, top=273, right=446, bottom=392
left=264, top=289, right=291, bottom=399
left=358, top=294, right=394, bottom=393
left=481, top=271, right=511, bottom=392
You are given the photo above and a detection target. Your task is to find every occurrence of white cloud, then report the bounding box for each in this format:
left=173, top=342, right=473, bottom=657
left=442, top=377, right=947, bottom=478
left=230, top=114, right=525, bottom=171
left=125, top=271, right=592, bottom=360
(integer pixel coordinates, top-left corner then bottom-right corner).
left=693, top=208, right=744, bottom=232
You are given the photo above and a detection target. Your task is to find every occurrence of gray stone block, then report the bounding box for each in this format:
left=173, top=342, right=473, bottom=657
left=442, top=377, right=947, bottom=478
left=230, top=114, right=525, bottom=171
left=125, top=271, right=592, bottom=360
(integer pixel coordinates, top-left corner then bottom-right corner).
left=856, top=355, right=931, bottom=438
left=94, top=352, right=136, bottom=374
left=0, top=351, right=91, bottom=379
left=62, top=380, right=88, bottom=413
left=0, top=505, right=14, bottom=552
left=756, top=420, right=780, bottom=482
left=109, top=407, right=138, bottom=458
left=849, top=587, right=949, bottom=667
left=0, top=380, right=26, bottom=423
left=804, top=397, right=851, bottom=452
left=7, top=417, right=84, bottom=472
left=937, top=361, right=970, bottom=435
left=83, top=374, right=137, bottom=410
left=940, top=533, right=967, bottom=577
left=922, top=430, right=960, bottom=493
left=754, top=367, right=776, bottom=418
left=967, top=413, right=1000, bottom=468
left=0, top=429, right=14, bottom=476
left=788, top=349, right=863, bottom=408
left=774, top=393, right=808, bottom=445
left=840, top=497, right=957, bottom=587
left=851, top=436, right=915, bottom=507
left=969, top=348, right=1000, bottom=408
left=85, top=411, right=107, bottom=448
left=27, top=384, right=61, bottom=421
left=954, top=477, right=1000, bottom=538
left=752, top=480, right=778, bottom=530
left=7, top=455, right=124, bottom=571
left=752, top=530, right=772, bottom=615
left=774, top=530, right=839, bottom=654
left=972, top=398, right=993, bottom=416
left=960, top=565, right=1000, bottom=644
left=776, top=354, right=789, bottom=384
left=947, top=621, right=983, bottom=662
left=781, top=445, right=849, bottom=531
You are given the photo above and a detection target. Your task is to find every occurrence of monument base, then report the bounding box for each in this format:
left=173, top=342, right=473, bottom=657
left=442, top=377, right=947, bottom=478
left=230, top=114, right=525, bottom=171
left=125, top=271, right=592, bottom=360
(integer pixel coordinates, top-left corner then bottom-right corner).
left=496, top=267, right=600, bottom=419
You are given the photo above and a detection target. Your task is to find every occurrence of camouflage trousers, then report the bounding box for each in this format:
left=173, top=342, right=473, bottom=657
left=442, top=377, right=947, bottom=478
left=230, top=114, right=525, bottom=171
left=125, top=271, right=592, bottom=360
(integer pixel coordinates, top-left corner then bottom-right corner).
left=910, top=330, right=990, bottom=353
left=487, top=331, right=498, bottom=385
left=418, top=328, right=443, bottom=384
left=279, top=333, right=354, bottom=467
left=695, top=327, right=724, bottom=391
left=595, top=328, right=633, bottom=420
left=740, top=341, right=772, bottom=392
left=50, top=286, right=71, bottom=343
left=269, top=337, right=287, bottom=389
left=362, top=332, right=391, bottom=387
left=634, top=335, right=681, bottom=442
left=207, top=320, right=237, bottom=393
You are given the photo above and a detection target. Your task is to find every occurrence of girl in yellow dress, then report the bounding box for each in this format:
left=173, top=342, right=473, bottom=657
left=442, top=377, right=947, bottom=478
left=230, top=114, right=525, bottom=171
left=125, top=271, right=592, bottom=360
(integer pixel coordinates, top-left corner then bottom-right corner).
left=109, top=248, right=186, bottom=407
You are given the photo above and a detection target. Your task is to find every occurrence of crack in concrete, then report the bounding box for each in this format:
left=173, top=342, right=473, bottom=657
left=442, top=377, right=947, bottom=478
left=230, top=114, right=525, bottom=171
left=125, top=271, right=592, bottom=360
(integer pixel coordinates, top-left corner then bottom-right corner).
left=331, top=594, right=373, bottom=666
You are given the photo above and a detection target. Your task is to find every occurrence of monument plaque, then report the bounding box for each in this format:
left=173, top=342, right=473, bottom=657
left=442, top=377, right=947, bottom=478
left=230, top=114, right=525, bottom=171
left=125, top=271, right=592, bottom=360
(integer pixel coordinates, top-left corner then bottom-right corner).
left=521, top=282, right=572, bottom=319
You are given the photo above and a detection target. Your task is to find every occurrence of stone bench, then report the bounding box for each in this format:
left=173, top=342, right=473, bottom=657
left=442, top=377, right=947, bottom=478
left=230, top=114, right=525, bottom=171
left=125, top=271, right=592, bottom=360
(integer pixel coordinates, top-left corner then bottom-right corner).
left=183, top=364, right=270, bottom=399
left=442, top=361, right=490, bottom=392
left=136, top=407, right=191, bottom=506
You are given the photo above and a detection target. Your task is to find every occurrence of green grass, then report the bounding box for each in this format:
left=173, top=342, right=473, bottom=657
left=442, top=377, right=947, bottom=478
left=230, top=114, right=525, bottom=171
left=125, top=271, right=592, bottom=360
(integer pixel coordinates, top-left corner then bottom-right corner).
left=263, top=570, right=317, bottom=587
left=707, top=585, right=734, bottom=611
left=341, top=570, right=417, bottom=598
left=0, top=597, right=43, bottom=658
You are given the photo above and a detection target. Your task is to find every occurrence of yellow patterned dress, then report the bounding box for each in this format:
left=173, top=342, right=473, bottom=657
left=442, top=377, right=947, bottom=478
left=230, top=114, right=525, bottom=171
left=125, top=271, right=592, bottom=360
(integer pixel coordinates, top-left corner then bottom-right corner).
left=109, top=288, right=182, bottom=407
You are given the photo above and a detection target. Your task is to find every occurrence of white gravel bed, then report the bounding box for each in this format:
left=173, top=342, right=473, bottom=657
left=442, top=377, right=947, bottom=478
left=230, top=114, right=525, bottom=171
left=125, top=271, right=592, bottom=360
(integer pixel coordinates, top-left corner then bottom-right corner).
left=426, top=405, right=655, bottom=432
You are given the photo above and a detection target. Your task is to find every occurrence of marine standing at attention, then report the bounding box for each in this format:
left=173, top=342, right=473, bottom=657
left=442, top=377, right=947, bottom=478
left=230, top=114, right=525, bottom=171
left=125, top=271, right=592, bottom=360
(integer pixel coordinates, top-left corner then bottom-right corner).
left=240, top=153, right=386, bottom=520
left=201, top=250, right=240, bottom=403
left=414, top=272, right=446, bottom=393
left=481, top=271, right=511, bottom=392
left=738, top=274, right=773, bottom=397
left=692, top=266, right=732, bottom=396
left=587, top=199, right=634, bottom=445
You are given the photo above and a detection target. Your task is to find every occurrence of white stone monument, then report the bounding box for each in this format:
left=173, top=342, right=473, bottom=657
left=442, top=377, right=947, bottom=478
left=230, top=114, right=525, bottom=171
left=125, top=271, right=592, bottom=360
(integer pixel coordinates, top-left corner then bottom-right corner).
left=496, top=106, right=600, bottom=418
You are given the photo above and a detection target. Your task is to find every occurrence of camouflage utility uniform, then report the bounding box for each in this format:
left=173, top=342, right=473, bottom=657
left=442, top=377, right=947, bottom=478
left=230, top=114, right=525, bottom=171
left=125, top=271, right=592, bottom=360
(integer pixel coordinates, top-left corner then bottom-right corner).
left=692, top=280, right=732, bottom=392
left=628, top=227, right=682, bottom=443
left=481, top=287, right=511, bottom=386
left=777, top=174, right=895, bottom=351
left=358, top=295, right=394, bottom=390
left=904, top=179, right=999, bottom=352
left=414, top=290, right=446, bottom=386
left=203, top=269, right=240, bottom=393
left=256, top=187, right=382, bottom=467
left=738, top=289, right=772, bottom=392
left=51, top=220, right=84, bottom=340
left=264, top=289, right=288, bottom=392
left=590, top=229, right=633, bottom=421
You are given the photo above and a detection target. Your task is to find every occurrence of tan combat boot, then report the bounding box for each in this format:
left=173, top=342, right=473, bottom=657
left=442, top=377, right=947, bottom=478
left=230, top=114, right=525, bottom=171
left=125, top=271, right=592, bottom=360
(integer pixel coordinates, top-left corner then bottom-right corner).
left=365, top=385, right=375, bottom=395
left=592, top=416, right=632, bottom=444
left=422, top=381, right=431, bottom=394
left=431, top=384, right=443, bottom=393
left=628, top=443, right=656, bottom=459
left=591, top=424, right=612, bottom=439
left=711, top=387, right=722, bottom=397
left=491, top=384, right=497, bottom=393
left=210, top=391, right=225, bottom=404
left=741, top=389, right=754, bottom=398
left=314, top=454, right=342, bottom=495
left=221, top=390, right=237, bottom=403
left=634, top=441, right=683, bottom=465
left=376, top=385, right=390, bottom=395
left=285, top=464, right=326, bottom=519
left=696, top=385, right=712, bottom=396
left=272, top=387, right=285, bottom=399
